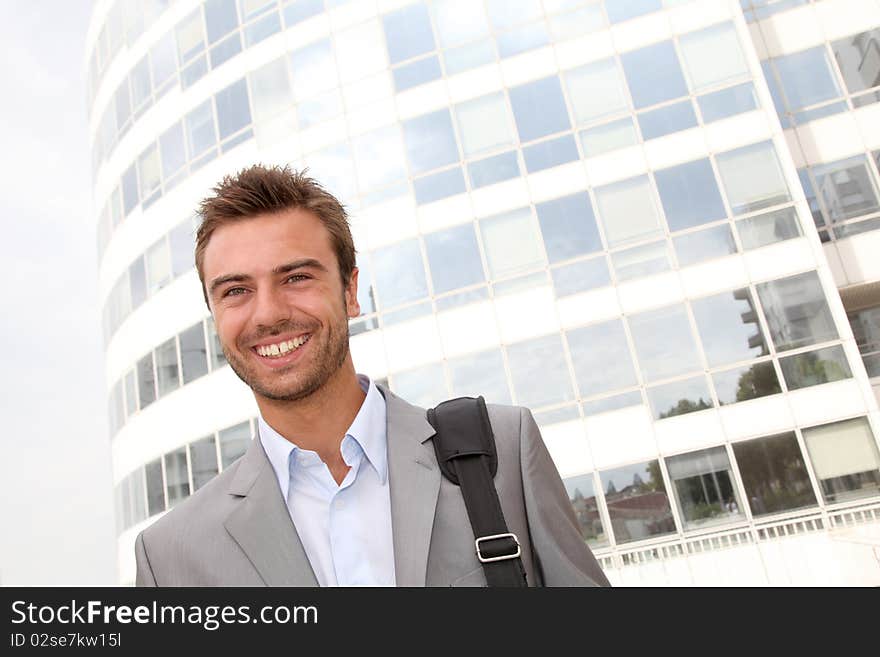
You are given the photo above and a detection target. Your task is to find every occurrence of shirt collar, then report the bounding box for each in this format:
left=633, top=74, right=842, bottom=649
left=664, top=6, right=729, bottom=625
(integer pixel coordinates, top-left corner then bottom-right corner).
left=258, top=374, right=388, bottom=499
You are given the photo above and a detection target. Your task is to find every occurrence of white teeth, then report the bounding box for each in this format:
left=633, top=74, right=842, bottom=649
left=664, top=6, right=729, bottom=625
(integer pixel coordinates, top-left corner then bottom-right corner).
left=256, top=335, right=310, bottom=358
left=270, top=344, right=280, bottom=355
left=279, top=342, right=289, bottom=353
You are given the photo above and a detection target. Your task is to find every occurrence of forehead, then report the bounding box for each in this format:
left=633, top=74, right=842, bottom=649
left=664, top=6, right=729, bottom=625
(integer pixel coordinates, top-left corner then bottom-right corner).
left=203, top=208, right=337, bottom=278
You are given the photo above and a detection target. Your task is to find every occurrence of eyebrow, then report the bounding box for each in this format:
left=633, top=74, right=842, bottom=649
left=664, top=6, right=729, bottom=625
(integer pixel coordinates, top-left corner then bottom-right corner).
left=208, top=258, right=329, bottom=296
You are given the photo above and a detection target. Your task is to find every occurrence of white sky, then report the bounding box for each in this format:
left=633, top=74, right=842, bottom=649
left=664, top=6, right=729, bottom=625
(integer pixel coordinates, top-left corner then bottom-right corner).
left=0, top=1, right=117, bottom=585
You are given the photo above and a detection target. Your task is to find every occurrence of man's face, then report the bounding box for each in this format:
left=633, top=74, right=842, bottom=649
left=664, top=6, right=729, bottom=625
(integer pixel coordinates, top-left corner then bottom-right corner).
left=202, top=209, right=360, bottom=403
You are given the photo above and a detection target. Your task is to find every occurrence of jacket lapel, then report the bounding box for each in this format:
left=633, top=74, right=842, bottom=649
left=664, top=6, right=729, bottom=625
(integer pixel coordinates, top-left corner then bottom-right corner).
left=223, top=437, right=318, bottom=586
left=378, top=384, right=441, bottom=587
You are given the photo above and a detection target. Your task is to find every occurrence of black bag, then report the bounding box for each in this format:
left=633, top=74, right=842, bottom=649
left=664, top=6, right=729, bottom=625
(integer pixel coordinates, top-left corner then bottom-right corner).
left=427, top=396, right=528, bottom=587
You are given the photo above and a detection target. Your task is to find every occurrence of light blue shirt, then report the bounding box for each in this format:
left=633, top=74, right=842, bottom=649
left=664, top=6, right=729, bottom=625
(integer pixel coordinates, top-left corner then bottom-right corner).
left=258, top=375, right=395, bottom=586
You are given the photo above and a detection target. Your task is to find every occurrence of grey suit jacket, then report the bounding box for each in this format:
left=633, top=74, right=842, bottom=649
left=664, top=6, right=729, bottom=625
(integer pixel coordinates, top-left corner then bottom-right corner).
left=135, top=385, right=609, bottom=587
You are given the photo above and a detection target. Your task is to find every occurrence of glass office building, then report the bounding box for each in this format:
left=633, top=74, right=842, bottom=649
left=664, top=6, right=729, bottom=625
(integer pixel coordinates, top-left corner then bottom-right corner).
left=88, top=0, right=880, bottom=585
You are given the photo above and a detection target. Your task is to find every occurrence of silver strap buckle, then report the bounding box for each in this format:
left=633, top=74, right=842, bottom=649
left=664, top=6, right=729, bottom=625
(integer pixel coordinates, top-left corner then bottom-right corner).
left=475, top=532, right=521, bottom=563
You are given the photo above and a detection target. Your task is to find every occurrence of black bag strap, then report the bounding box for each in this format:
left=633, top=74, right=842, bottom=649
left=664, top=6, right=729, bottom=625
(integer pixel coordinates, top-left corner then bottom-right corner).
left=427, top=396, right=528, bottom=587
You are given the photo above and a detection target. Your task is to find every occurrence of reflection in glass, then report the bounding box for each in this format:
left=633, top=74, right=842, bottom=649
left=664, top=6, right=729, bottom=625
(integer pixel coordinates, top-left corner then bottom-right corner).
left=832, top=28, right=880, bottom=95
left=848, top=305, right=880, bottom=378
left=146, top=238, right=171, bottom=295
left=803, top=418, right=880, bottom=503
left=522, top=135, right=579, bottom=173
left=655, top=158, right=726, bottom=231
left=468, top=151, right=521, bottom=188
left=773, top=46, right=841, bottom=111
left=779, top=345, right=852, bottom=390
left=713, top=361, right=781, bottom=405
left=732, top=432, right=817, bottom=516
left=169, top=217, right=196, bottom=277
left=392, top=362, right=448, bottom=408
left=637, top=100, right=697, bottom=140
left=145, top=459, right=165, bottom=517
left=479, top=207, right=545, bottom=279
left=756, top=271, right=838, bottom=352
left=497, top=22, right=550, bottom=58
left=647, top=376, right=713, bottom=420
left=679, top=22, right=748, bottom=92
left=164, top=448, right=190, bottom=507
left=424, top=223, right=485, bottom=294
left=506, top=334, right=574, bottom=408
left=402, top=109, right=460, bottom=175
left=674, top=224, right=737, bottom=266
left=214, top=78, right=251, bottom=140
left=736, top=207, right=802, bottom=250
left=811, top=156, right=880, bottom=222
left=372, top=239, right=429, bottom=308
left=600, top=460, right=676, bottom=544
left=611, top=240, right=671, bottom=281
left=563, top=473, right=607, bottom=546
left=179, top=322, right=209, bottom=384
left=455, top=92, right=514, bottom=157
left=536, top=192, right=602, bottom=263
left=393, top=55, right=442, bottom=92
left=716, top=141, right=790, bottom=214
left=448, top=348, right=511, bottom=405
left=137, top=353, right=156, bottom=409
left=620, top=40, right=688, bottom=109
left=352, top=125, right=407, bottom=192
left=580, top=118, right=638, bottom=157
left=698, top=82, right=759, bottom=122
left=189, top=435, right=219, bottom=491
left=206, top=319, right=227, bottom=369
left=691, top=288, right=768, bottom=367
left=564, top=58, right=629, bottom=124
left=667, top=447, right=745, bottom=530
left=567, top=319, right=638, bottom=397
left=155, top=337, right=180, bottom=397
left=551, top=256, right=611, bottom=297
left=382, top=3, right=435, bottom=64
left=604, top=0, right=661, bottom=24
left=159, top=122, right=187, bottom=181
left=219, top=421, right=251, bottom=469
left=185, top=100, right=217, bottom=159
left=289, top=38, right=337, bottom=100
left=594, top=175, right=664, bottom=247
left=413, top=167, right=466, bottom=204
left=628, top=304, right=702, bottom=383
left=508, top=76, right=571, bottom=142
left=582, top=390, right=643, bottom=416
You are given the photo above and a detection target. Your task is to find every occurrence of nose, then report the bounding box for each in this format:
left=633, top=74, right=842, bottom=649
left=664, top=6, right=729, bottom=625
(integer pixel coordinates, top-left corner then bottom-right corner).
left=250, top=284, right=291, bottom=330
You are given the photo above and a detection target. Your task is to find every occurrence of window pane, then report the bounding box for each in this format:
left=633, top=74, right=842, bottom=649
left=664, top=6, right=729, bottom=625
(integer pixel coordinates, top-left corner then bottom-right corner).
left=414, top=168, right=465, bottom=204
left=206, top=318, right=227, bottom=369
left=833, top=29, right=880, bottom=95
left=637, top=100, right=697, bottom=140
left=779, top=345, right=852, bottom=390
left=215, top=78, right=251, bottom=140
left=716, top=141, right=790, bottom=214
left=667, top=446, right=745, bottom=530
left=506, top=334, right=574, bottom=408
left=155, top=337, right=180, bottom=397
left=130, top=56, right=152, bottom=110
left=773, top=47, right=841, bottom=111
left=424, top=224, right=484, bottom=294
left=756, top=271, right=838, bottom=352
left=455, top=92, right=514, bottom=157
left=468, top=151, right=520, bottom=188
left=122, top=164, right=139, bottom=215
left=567, top=319, right=638, bottom=396
left=124, top=369, right=137, bottom=416
left=479, top=207, right=545, bottom=279
left=848, top=305, right=880, bottom=378
left=448, top=348, right=511, bottom=405
left=565, top=58, right=629, bottom=124
left=150, top=32, right=177, bottom=90
left=382, top=3, right=435, bottom=64
left=691, top=288, right=768, bottom=367
left=679, top=22, right=748, bottom=92
left=138, top=145, right=161, bottom=201
left=179, top=321, right=209, bottom=384
left=611, top=240, right=671, bottom=281
left=508, top=76, right=571, bottom=142
left=522, top=135, right=579, bottom=173
left=402, top=109, right=460, bottom=175
left=159, top=122, right=187, bottom=180
left=621, top=40, right=688, bottom=109
left=145, top=459, right=165, bottom=516
left=297, top=89, right=343, bottom=129
left=185, top=100, right=217, bottom=158
left=811, top=156, right=880, bottom=222
left=594, top=175, right=664, bottom=247
left=698, top=82, right=759, bottom=123
left=736, top=207, right=802, bottom=250
left=205, top=0, right=239, bottom=43
left=486, top=0, right=542, bottom=30
left=130, top=256, right=147, bottom=307
left=164, top=448, right=190, bottom=507
left=219, top=420, right=252, bottom=469
left=713, top=361, right=781, bottom=405
left=431, top=0, right=489, bottom=47
left=393, top=55, right=442, bottom=92
left=803, top=418, right=880, bottom=504
left=137, top=353, right=156, bottom=409
left=673, top=224, right=737, bottom=266
left=629, top=304, right=702, bottom=382
left=732, top=432, right=817, bottom=516
left=580, top=118, right=638, bottom=157
left=189, top=435, right=219, bottom=491
left=648, top=375, right=713, bottom=419
left=563, top=473, right=607, bottom=547
left=536, top=192, right=602, bottom=263
left=289, top=38, right=337, bottom=100
left=248, top=57, right=292, bottom=121
left=169, top=217, right=196, bottom=277
left=551, top=257, right=611, bottom=297
left=146, top=237, right=172, bottom=295
left=600, top=460, right=676, bottom=544
left=604, top=0, right=661, bottom=23
left=497, top=21, right=550, bottom=58
left=391, top=362, right=448, bottom=408
left=443, top=39, right=495, bottom=74
left=352, top=125, right=408, bottom=191
left=372, top=239, right=429, bottom=308
left=176, top=9, right=206, bottom=63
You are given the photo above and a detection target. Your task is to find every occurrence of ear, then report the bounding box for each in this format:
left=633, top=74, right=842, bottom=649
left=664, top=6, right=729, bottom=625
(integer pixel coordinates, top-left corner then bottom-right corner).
left=345, top=267, right=361, bottom=318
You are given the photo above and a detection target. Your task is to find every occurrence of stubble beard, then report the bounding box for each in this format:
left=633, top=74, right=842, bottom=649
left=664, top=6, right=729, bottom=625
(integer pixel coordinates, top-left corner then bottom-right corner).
left=222, top=314, right=351, bottom=403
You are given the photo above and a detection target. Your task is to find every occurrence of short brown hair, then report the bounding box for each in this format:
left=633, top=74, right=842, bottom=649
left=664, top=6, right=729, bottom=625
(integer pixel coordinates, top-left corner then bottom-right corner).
left=195, top=164, right=356, bottom=306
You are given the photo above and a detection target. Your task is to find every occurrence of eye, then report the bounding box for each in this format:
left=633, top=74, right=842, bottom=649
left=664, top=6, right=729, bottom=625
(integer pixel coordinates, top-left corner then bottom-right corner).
left=285, top=273, right=310, bottom=283
left=222, top=286, right=247, bottom=297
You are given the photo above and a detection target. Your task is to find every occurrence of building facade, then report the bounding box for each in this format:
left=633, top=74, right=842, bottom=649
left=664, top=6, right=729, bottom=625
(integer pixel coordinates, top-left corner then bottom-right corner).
left=86, top=0, right=880, bottom=586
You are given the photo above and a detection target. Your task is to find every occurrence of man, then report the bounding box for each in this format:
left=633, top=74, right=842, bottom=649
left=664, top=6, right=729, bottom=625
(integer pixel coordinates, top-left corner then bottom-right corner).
left=135, top=165, right=609, bottom=587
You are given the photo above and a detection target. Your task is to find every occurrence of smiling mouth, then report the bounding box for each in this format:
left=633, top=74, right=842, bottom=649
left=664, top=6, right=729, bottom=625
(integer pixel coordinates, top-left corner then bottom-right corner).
left=252, top=334, right=311, bottom=358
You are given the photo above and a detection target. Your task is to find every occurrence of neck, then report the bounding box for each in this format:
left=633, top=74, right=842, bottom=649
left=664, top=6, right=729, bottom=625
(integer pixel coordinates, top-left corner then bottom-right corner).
left=255, top=356, right=366, bottom=465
